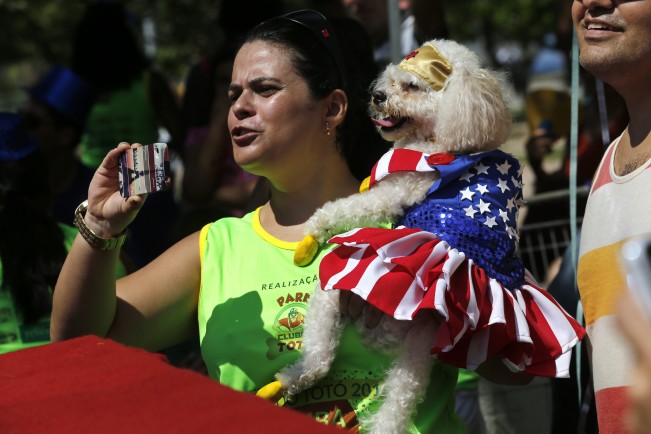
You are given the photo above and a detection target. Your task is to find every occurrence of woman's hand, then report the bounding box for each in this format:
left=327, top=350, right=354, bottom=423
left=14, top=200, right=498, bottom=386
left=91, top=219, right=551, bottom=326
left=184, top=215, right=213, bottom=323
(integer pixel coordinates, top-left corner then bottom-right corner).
left=85, top=142, right=148, bottom=238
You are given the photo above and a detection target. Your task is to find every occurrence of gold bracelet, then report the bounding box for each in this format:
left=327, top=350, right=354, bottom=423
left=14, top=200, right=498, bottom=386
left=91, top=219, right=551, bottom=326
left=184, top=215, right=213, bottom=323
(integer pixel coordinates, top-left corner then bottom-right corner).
left=73, top=200, right=127, bottom=251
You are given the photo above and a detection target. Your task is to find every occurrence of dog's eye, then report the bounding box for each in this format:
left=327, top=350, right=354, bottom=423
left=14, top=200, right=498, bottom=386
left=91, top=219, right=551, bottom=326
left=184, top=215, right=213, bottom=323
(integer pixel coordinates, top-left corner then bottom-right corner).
left=402, top=82, right=420, bottom=92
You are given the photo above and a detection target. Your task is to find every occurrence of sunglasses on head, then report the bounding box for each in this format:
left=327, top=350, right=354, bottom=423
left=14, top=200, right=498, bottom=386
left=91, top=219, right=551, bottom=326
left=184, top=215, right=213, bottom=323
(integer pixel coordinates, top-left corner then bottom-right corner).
left=276, top=9, right=347, bottom=87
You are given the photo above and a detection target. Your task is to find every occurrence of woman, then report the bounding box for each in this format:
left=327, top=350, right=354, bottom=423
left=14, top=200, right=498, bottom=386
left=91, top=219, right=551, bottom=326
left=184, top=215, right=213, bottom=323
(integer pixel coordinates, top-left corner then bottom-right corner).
left=52, top=10, right=520, bottom=432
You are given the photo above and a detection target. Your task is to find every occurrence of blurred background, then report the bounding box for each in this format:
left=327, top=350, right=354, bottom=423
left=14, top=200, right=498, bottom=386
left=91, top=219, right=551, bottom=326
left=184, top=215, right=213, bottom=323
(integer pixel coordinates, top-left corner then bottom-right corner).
left=0, top=0, right=563, bottom=115
left=2, top=0, right=620, bottom=284
left=0, top=3, right=616, bottom=432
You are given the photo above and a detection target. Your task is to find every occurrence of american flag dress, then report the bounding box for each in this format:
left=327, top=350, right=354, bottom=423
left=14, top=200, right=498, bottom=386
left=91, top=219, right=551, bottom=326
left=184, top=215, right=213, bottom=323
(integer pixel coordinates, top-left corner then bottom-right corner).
left=319, top=149, right=585, bottom=378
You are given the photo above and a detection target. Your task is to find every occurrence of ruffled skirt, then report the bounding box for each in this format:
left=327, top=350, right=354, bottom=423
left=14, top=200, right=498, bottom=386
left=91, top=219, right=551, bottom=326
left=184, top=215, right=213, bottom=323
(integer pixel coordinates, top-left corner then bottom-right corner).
left=319, top=226, right=586, bottom=378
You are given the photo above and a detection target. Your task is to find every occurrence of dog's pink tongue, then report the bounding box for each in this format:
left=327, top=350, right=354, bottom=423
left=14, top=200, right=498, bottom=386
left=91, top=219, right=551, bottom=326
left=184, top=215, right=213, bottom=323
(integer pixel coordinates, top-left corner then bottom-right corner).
left=372, top=117, right=399, bottom=127
left=371, top=118, right=396, bottom=127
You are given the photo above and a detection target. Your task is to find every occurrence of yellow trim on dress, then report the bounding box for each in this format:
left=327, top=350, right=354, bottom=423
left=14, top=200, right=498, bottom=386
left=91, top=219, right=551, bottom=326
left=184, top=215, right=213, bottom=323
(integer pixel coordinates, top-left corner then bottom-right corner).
left=252, top=207, right=300, bottom=251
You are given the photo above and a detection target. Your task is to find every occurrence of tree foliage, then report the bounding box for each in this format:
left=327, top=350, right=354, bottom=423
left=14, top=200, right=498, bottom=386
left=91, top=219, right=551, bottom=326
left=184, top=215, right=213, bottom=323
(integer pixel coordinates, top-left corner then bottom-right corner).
left=0, top=0, right=567, bottom=95
left=444, top=0, right=562, bottom=64
left=0, top=0, right=220, bottom=90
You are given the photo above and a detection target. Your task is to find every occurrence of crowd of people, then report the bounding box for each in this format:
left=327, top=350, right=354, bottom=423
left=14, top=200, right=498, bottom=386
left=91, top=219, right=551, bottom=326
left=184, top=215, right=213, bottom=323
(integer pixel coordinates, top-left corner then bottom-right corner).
left=2, top=0, right=651, bottom=432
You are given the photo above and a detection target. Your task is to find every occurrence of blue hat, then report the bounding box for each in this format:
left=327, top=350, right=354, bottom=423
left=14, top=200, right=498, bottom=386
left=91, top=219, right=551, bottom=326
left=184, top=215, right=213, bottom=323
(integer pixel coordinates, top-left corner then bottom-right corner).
left=0, top=113, right=39, bottom=161
left=28, top=66, right=97, bottom=127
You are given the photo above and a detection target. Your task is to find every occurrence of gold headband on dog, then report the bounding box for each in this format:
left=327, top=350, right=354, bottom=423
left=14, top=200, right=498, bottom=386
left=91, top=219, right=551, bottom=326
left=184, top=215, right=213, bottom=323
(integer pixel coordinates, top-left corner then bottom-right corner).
left=399, top=44, right=452, bottom=91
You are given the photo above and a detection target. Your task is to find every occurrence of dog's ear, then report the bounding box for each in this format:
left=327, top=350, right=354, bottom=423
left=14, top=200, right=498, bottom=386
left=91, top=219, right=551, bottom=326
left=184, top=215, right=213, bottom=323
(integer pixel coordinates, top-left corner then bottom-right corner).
left=435, top=65, right=512, bottom=152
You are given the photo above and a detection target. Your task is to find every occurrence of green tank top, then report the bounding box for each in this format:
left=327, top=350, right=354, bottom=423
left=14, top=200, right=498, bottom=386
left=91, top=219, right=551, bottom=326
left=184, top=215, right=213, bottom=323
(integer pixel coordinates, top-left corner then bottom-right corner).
left=0, top=223, right=126, bottom=354
left=198, top=208, right=464, bottom=433
left=79, top=73, right=159, bottom=168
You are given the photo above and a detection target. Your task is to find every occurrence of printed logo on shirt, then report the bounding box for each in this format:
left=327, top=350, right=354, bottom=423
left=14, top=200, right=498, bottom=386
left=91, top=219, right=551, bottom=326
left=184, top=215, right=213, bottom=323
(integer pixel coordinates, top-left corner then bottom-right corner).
left=272, top=301, right=307, bottom=353
left=291, top=400, right=359, bottom=429
left=264, top=292, right=314, bottom=360
left=284, top=378, right=381, bottom=429
left=260, top=274, right=318, bottom=291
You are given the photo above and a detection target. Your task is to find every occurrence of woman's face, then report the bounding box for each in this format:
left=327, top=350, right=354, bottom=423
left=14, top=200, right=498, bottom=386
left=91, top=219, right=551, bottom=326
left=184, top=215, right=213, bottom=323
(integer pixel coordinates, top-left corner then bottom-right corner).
left=227, top=40, right=327, bottom=179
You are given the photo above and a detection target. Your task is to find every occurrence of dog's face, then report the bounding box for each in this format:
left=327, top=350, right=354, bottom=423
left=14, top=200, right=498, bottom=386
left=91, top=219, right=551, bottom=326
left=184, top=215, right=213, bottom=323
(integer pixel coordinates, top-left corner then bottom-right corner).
left=369, top=40, right=513, bottom=154
left=370, top=64, right=439, bottom=146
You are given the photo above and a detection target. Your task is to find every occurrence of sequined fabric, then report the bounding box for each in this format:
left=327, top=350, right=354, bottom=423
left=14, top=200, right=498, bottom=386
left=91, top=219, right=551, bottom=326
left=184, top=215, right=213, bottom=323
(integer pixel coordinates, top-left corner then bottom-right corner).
left=395, top=150, right=525, bottom=289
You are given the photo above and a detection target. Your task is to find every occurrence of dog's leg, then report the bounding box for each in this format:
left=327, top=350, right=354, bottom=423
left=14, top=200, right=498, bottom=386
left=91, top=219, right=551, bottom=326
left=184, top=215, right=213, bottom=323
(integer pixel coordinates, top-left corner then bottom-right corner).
left=362, top=317, right=437, bottom=434
left=276, top=286, right=345, bottom=395
left=306, top=186, right=393, bottom=243
left=306, top=173, right=436, bottom=243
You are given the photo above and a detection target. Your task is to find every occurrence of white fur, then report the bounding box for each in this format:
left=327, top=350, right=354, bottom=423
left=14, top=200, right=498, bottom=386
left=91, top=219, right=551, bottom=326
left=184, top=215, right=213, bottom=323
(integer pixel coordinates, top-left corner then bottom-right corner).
left=278, top=39, right=513, bottom=433
left=306, top=39, right=512, bottom=244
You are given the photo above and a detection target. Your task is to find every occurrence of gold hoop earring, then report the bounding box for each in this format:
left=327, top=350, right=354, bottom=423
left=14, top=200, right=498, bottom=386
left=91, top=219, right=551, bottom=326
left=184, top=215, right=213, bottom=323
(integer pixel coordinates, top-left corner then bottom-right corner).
left=326, top=122, right=331, bottom=136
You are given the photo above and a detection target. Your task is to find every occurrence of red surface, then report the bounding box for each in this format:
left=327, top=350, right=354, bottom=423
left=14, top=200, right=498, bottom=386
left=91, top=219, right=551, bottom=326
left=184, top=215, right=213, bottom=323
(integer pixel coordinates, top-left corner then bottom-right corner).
left=594, top=386, right=631, bottom=434
left=0, top=335, right=341, bottom=434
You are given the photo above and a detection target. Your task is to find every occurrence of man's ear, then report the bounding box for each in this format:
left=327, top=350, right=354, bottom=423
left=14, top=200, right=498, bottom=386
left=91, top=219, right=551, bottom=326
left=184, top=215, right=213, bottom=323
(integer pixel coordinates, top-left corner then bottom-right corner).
left=325, top=89, right=348, bottom=129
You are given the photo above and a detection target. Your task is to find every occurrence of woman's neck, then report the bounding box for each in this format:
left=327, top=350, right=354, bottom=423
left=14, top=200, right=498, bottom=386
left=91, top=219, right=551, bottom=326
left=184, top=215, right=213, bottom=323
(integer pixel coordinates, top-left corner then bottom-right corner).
left=259, top=165, right=361, bottom=242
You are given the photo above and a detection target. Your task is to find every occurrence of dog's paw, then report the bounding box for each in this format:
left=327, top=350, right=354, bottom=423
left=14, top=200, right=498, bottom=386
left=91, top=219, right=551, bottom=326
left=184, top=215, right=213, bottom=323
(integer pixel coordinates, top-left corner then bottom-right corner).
left=294, top=234, right=319, bottom=266
left=255, top=380, right=285, bottom=402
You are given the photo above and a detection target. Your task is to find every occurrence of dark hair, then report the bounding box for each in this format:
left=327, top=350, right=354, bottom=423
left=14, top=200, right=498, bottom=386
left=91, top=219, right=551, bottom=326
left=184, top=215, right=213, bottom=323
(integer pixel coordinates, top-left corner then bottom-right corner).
left=243, top=11, right=389, bottom=180
left=71, top=3, right=149, bottom=92
left=0, top=152, right=66, bottom=323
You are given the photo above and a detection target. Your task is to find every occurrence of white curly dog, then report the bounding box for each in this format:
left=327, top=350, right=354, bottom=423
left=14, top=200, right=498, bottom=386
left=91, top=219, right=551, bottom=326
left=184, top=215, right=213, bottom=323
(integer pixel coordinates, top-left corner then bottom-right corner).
left=258, top=39, right=514, bottom=433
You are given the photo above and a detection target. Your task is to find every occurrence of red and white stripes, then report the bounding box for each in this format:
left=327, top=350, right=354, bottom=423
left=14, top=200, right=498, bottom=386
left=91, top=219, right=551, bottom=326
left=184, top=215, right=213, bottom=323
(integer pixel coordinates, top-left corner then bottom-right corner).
left=319, top=226, right=585, bottom=378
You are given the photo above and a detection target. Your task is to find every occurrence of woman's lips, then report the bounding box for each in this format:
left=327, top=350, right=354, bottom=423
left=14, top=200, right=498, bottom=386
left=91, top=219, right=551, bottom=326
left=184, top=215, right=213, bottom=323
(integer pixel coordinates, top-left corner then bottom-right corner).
left=231, top=126, right=259, bottom=146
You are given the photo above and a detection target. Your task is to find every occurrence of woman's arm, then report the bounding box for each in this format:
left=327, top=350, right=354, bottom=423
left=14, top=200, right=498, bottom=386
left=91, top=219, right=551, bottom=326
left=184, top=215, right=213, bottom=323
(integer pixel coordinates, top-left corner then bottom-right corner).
left=51, top=231, right=202, bottom=352
left=112, top=232, right=201, bottom=350
left=51, top=143, right=202, bottom=352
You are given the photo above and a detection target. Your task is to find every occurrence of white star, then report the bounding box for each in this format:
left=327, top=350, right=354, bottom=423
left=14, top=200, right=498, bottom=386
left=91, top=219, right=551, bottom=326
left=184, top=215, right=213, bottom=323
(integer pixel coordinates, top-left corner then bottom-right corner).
left=460, top=171, right=475, bottom=182
left=506, top=226, right=515, bottom=239
left=460, top=187, right=475, bottom=201
left=506, top=197, right=516, bottom=211
left=475, top=184, right=489, bottom=195
left=511, top=176, right=522, bottom=189
left=497, top=178, right=510, bottom=193
left=474, top=162, right=489, bottom=175
left=484, top=216, right=498, bottom=228
left=464, top=205, right=478, bottom=218
left=517, top=165, right=524, bottom=177
left=496, top=160, right=512, bottom=175
left=477, top=199, right=491, bottom=214
left=499, top=209, right=510, bottom=222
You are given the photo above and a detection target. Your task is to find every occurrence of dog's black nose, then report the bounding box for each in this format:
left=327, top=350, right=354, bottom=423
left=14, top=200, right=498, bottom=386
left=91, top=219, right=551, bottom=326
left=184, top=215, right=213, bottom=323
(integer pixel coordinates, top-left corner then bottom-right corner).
left=372, top=91, right=386, bottom=106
